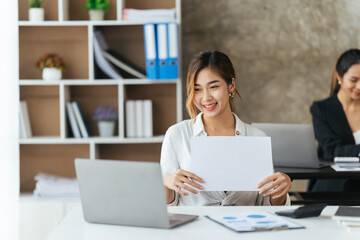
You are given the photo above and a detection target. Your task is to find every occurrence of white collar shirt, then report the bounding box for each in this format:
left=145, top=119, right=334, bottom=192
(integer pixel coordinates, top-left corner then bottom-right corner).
left=160, top=112, right=291, bottom=206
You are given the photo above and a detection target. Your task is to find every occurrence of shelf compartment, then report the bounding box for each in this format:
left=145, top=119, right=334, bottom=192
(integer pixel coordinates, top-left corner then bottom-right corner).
left=96, top=143, right=162, bottom=162
left=20, top=86, right=60, bottom=137
left=19, top=26, right=88, bottom=80
left=124, top=83, right=176, bottom=136
left=65, top=0, right=117, bottom=21
left=67, top=85, right=119, bottom=137
left=94, top=25, right=145, bottom=79
left=20, top=144, right=90, bottom=192
left=19, top=0, right=59, bottom=21
left=124, top=0, right=175, bottom=9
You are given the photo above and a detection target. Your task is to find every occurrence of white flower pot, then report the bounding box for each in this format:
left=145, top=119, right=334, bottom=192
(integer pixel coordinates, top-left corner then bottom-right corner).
left=29, top=8, right=44, bottom=21
left=98, top=121, right=115, bottom=137
left=89, top=10, right=105, bottom=21
left=42, top=68, right=62, bottom=81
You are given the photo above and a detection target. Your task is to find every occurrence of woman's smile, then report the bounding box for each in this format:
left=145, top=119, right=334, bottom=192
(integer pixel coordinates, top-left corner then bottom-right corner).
left=203, top=102, right=217, bottom=111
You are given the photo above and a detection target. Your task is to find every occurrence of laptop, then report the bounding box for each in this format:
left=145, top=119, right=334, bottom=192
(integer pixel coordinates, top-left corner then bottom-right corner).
left=74, top=158, right=198, bottom=228
left=251, top=123, right=331, bottom=169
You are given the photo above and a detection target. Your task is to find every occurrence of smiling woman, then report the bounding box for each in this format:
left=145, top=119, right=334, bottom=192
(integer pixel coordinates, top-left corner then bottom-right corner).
left=309, top=49, right=360, bottom=192
left=160, top=51, right=292, bottom=206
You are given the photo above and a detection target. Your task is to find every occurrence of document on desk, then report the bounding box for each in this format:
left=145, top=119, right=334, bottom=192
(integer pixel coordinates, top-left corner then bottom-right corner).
left=190, top=136, right=273, bottom=191
left=206, top=212, right=304, bottom=232
left=331, top=163, right=360, bottom=172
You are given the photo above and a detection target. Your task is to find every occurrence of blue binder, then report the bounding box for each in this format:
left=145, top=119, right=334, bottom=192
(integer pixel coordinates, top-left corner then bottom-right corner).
left=143, top=23, right=158, bottom=79
left=167, top=23, right=179, bottom=79
left=156, top=23, right=169, bottom=79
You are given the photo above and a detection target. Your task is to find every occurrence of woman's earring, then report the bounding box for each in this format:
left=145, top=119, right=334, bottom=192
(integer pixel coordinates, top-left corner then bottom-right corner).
left=229, top=92, right=234, bottom=98
left=338, top=81, right=341, bottom=85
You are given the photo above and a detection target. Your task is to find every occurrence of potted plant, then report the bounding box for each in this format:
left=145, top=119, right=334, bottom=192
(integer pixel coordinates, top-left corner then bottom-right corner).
left=85, top=0, right=109, bottom=21
left=29, top=0, right=45, bottom=21
left=36, top=53, right=66, bottom=81
left=93, top=106, right=118, bottom=137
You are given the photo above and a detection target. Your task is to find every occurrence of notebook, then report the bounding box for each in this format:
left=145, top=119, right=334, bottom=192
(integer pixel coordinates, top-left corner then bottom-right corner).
left=74, top=158, right=198, bottom=228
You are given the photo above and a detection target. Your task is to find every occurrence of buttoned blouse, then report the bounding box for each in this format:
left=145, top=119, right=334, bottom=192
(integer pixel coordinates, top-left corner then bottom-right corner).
left=160, top=113, right=291, bottom=206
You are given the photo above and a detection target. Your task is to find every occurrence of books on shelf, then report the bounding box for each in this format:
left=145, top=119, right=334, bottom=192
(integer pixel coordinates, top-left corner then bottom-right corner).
left=33, top=172, right=80, bottom=198
left=125, top=99, right=153, bottom=138
left=123, top=8, right=176, bottom=21
left=93, top=30, right=123, bottom=80
left=19, top=101, right=32, bottom=139
left=66, top=101, right=89, bottom=138
left=94, top=30, right=146, bottom=79
left=66, top=102, right=81, bottom=138
left=144, top=22, right=179, bottom=80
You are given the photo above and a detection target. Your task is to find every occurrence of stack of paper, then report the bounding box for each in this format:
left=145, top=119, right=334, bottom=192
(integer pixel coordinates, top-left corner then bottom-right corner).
left=33, top=173, right=80, bottom=198
left=331, top=157, right=360, bottom=171
left=125, top=99, right=153, bottom=138
left=123, top=8, right=176, bottom=21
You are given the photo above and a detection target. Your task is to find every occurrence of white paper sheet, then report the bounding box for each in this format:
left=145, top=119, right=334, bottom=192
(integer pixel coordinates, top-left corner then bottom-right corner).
left=190, top=136, right=273, bottom=191
left=206, top=212, right=304, bottom=232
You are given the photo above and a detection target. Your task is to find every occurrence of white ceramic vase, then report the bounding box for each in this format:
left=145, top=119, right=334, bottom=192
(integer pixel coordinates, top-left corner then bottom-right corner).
left=42, top=68, right=62, bottom=81
left=89, top=10, right=105, bottom=21
left=29, top=8, right=44, bottom=21
left=98, top=121, right=115, bottom=137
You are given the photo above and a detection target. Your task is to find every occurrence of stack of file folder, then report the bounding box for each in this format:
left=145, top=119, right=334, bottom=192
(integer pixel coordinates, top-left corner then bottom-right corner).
left=143, top=23, right=179, bottom=80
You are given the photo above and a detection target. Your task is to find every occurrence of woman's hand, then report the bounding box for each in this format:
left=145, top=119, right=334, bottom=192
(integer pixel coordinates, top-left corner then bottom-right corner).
left=164, top=169, right=204, bottom=197
left=257, top=172, right=292, bottom=205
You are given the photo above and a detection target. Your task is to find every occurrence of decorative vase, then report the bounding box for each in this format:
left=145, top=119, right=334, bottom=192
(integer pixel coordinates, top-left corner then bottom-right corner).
left=88, top=10, right=105, bottom=21
left=98, top=121, right=115, bottom=137
left=42, top=68, right=62, bottom=81
left=29, top=8, right=44, bottom=21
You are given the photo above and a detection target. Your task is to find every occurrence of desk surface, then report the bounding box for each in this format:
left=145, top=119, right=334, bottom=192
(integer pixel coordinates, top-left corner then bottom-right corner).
left=46, top=206, right=359, bottom=240
left=275, top=166, right=360, bottom=179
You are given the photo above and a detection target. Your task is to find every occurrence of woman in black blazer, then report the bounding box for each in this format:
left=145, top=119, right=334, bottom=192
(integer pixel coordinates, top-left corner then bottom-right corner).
left=310, top=49, right=360, bottom=192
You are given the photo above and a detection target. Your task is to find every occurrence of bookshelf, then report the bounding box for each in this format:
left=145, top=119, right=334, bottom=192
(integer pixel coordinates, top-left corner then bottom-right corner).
left=18, top=0, right=182, bottom=194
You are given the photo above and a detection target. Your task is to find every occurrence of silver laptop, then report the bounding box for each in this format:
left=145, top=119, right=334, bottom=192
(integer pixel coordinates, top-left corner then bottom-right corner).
left=251, top=123, right=330, bottom=169
left=74, top=158, right=198, bottom=228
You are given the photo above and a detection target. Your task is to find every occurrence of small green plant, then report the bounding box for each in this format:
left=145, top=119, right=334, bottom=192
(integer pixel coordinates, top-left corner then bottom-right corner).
left=85, top=0, right=109, bottom=12
left=29, top=0, right=44, bottom=8
left=36, top=53, right=66, bottom=72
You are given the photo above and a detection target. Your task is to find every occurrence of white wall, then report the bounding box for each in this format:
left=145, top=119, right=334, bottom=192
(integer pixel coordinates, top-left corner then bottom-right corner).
left=0, top=2, right=19, bottom=240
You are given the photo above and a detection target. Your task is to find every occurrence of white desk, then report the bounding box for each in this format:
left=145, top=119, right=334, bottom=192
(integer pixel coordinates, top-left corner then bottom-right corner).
left=45, top=206, right=359, bottom=240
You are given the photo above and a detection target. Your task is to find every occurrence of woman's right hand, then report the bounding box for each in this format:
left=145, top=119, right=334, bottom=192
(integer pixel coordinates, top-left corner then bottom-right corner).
left=164, top=169, right=204, bottom=196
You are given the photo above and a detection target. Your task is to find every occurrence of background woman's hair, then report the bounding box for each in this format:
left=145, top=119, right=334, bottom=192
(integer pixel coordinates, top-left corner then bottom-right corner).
left=186, top=50, right=241, bottom=120
left=330, top=48, right=360, bottom=95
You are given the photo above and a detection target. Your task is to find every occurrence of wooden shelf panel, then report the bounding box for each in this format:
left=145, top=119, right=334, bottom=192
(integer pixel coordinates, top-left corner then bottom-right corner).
left=20, top=144, right=90, bottom=192
left=18, top=0, right=59, bottom=21
left=97, top=143, right=162, bottom=162
left=124, top=0, right=175, bottom=9
left=125, top=84, right=177, bottom=135
left=19, top=26, right=88, bottom=80
left=67, top=0, right=117, bottom=21
left=94, top=25, right=145, bottom=79
left=68, top=85, right=119, bottom=137
left=20, top=86, right=60, bottom=136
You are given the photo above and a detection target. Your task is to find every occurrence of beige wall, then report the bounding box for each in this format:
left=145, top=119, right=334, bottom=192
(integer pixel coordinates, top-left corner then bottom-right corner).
left=181, top=0, right=360, bottom=123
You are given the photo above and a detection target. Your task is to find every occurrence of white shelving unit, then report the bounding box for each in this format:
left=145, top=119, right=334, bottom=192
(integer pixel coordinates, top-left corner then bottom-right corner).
left=18, top=0, right=181, bottom=239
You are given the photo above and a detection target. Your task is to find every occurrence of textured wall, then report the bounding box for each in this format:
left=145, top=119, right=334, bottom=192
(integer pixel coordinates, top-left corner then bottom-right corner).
left=181, top=0, right=360, bottom=123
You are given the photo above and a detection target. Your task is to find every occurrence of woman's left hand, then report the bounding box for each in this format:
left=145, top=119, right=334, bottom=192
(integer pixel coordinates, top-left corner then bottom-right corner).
left=257, top=172, right=292, bottom=205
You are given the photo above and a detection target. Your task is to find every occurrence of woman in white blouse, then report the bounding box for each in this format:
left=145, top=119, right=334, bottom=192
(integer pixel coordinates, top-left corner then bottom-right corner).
left=160, top=51, right=292, bottom=206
